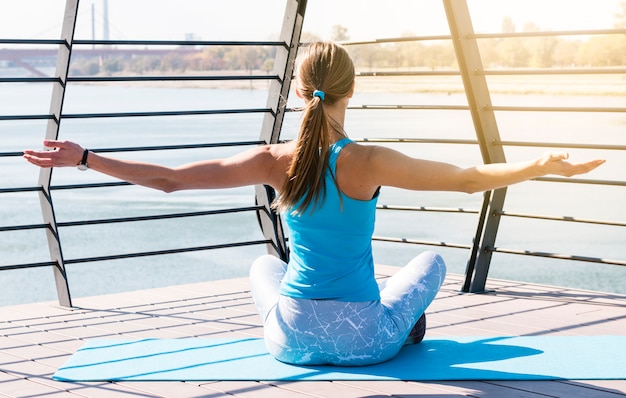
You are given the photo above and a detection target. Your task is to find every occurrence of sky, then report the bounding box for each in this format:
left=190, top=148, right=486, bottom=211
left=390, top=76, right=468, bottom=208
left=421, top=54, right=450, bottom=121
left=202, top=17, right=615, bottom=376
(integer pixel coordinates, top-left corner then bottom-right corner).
left=0, top=0, right=623, bottom=42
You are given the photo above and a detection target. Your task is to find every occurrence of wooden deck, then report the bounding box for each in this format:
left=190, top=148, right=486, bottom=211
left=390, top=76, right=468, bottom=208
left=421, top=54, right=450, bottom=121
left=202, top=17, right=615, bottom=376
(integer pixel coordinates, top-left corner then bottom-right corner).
left=1, top=265, right=625, bottom=398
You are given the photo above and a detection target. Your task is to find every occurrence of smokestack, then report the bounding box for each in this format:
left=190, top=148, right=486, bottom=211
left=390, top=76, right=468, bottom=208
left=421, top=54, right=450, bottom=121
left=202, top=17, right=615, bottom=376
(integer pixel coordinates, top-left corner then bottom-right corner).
left=91, top=3, right=95, bottom=49
left=103, top=0, right=110, bottom=41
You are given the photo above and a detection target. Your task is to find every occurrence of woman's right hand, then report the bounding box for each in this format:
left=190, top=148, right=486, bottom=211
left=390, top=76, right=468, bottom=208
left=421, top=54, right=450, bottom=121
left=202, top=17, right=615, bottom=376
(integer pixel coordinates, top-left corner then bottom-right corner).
left=23, top=140, right=85, bottom=168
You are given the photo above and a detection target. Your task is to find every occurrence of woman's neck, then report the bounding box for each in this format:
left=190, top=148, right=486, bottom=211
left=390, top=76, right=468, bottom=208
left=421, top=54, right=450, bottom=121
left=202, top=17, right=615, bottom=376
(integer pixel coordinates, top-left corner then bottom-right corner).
left=325, top=102, right=348, bottom=142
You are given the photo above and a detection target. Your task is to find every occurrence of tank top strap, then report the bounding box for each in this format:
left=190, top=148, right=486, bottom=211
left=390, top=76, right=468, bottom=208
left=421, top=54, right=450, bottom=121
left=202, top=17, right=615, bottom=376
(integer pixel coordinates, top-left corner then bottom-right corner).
left=329, top=138, right=353, bottom=171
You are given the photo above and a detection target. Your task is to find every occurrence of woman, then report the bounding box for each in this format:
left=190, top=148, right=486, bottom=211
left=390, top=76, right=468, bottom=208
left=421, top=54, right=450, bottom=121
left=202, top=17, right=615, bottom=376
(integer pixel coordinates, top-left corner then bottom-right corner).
left=24, top=42, right=604, bottom=366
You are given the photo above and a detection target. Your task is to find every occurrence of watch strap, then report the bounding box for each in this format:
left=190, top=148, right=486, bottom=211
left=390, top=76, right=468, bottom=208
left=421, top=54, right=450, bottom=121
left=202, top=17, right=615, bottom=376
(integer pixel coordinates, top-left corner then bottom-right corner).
left=78, top=149, right=89, bottom=170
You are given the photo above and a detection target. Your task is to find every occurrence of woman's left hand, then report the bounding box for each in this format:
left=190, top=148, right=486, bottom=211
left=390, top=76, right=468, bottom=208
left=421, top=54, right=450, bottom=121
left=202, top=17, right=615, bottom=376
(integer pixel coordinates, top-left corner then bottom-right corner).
left=537, top=151, right=605, bottom=177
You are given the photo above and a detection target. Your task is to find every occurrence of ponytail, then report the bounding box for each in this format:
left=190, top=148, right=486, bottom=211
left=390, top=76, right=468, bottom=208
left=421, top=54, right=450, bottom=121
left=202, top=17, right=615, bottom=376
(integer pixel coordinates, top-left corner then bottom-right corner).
left=274, top=42, right=355, bottom=214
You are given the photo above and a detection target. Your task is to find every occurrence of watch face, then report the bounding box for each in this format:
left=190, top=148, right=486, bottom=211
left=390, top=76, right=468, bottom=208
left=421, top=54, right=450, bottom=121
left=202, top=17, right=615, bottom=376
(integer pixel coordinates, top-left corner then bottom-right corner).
left=77, top=164, right=88, bottom=171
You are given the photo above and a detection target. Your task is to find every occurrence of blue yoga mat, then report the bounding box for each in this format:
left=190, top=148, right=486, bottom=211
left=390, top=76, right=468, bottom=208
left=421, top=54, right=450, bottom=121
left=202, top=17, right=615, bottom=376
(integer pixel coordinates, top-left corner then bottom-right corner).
left=53, top=336, right=626, bottom=381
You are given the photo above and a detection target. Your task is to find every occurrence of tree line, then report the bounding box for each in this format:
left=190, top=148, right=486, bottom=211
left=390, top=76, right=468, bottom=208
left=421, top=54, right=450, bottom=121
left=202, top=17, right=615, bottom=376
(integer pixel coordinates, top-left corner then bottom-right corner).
left=70, top=15, right=626, bottom=76
left=346, top=28, right=626, bottom=70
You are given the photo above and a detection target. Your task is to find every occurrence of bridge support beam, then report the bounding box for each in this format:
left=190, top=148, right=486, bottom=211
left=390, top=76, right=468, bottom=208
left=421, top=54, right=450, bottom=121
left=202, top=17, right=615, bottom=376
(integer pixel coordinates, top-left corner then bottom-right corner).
left=443, top=0, right=508, bottom=293
left=255, top=0, right=307, bottom=262
left=38, top=0, right=80, bottom=308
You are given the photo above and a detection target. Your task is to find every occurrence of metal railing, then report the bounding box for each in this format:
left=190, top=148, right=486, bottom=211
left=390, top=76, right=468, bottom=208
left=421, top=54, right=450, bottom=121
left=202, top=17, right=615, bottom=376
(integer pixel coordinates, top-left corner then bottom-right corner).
left=339, top=0, right=625, bottom=292
left=0, top=0, right=302, bottom=306
left=0, top=0, right=624, bottom=306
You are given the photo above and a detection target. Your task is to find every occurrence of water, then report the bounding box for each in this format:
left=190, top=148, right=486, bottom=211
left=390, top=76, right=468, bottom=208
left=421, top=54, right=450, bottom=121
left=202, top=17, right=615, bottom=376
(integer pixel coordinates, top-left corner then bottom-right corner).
left=1, top=84, right=625, bottom=305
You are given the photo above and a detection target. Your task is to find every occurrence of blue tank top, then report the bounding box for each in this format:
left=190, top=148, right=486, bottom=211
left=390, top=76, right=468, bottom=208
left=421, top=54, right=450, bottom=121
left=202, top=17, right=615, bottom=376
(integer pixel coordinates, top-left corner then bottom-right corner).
left=280, top=138, right=381, bottom=302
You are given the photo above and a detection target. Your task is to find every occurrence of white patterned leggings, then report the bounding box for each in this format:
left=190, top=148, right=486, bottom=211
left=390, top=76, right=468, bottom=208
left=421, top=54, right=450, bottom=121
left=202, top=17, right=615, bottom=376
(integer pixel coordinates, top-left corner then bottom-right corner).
left=249, top=251, right=447, bottom=366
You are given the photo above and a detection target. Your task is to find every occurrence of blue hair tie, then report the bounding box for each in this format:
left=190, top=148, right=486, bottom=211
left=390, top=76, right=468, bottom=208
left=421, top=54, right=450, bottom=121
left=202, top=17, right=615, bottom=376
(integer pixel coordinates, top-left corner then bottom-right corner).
left=313, top=90, right=325, bottom=101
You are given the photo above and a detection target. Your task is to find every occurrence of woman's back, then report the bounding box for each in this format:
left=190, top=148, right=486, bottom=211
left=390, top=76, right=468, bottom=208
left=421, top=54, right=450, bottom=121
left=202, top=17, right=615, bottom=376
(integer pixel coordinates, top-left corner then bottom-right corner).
left=279, top=138, right=381, bottom=302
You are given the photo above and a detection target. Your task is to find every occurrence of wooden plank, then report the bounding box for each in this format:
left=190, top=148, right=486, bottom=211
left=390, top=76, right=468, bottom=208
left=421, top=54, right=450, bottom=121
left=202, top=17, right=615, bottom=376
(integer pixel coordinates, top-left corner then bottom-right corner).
left=563, top=380, right=626, bottom=395
left=114, top=381, right=228, bottom=398
left=203, top=381, right=317, bottom=397
left=492, top=380, right=626, bottom=398
left=0, top=371, right=69, bottom=398
left=271, top=380, right=388, bottom=398
left=334, top=380, right=485, bottom=397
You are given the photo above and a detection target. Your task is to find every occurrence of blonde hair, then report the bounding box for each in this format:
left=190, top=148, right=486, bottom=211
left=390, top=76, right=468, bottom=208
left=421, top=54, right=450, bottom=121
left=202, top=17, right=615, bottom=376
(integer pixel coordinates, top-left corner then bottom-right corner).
left=275, top=42, right=355, bottom=214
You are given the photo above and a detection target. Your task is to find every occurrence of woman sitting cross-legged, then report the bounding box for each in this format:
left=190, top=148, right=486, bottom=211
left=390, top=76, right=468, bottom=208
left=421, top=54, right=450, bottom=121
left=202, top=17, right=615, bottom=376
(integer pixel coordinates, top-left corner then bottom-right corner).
left=23, top=42, right=605, bottom=366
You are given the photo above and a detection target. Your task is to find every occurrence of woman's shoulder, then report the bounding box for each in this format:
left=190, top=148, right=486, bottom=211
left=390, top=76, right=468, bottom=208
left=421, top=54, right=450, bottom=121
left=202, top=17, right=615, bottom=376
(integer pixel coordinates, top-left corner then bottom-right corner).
left=259, top=141, right=296, bottom=189
left=339, top=140, right=381, bottom=163
left=266, top=141, right=296, bottom=162
left=251, top=141, right=295, bottom=159
left=273, top=140, right=297, bottom=152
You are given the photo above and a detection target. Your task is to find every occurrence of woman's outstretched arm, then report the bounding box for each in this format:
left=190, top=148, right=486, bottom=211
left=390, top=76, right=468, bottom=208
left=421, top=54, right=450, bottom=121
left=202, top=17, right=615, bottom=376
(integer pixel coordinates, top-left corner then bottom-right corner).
left=367, top=146, right=605, bottom=194
left=23, top=139, right=289, bottom=192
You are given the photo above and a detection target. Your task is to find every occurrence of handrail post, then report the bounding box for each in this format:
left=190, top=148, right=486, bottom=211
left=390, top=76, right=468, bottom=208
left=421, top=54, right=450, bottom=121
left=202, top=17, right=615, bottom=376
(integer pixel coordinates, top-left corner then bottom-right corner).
left=37, top=0, right=80, bottom=307
left=255, top=0, right=307, bottom=261
left=443, top=0, right=507, bottom=293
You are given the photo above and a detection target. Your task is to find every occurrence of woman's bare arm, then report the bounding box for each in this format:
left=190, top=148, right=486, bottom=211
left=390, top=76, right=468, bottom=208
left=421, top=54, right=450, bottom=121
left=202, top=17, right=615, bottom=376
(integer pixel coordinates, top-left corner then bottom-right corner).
left=367, top=146, right=605, bottom=194
left=23, top=139, right=290, bottom=192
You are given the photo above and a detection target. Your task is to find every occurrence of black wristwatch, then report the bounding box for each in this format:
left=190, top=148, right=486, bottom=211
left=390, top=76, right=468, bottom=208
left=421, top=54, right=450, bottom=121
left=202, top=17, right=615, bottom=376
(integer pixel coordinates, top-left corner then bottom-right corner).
left=77, top=149, right=89, bottom=171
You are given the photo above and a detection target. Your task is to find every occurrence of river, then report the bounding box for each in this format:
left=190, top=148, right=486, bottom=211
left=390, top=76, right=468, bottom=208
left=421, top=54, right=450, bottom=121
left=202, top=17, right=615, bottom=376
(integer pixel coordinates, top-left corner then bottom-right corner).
left=1, top=84, right=624, bottom=305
